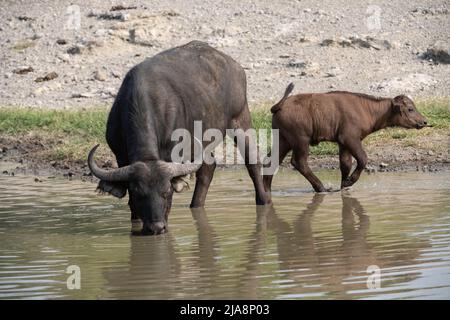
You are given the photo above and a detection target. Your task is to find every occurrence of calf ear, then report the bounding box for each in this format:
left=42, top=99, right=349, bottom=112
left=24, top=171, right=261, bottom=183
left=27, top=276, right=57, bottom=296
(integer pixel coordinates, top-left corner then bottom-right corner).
left=392, top=96, right=403, bottom=114
left=97, top=180, right=127, bottom=198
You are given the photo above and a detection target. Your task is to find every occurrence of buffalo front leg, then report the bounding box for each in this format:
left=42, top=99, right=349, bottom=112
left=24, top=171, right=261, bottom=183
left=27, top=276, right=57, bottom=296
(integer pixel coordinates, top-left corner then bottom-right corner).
left=341, top=140, right=367, bottom=188
left=112, top=157, right=142, bottom=234
left=291, top=142, right=328, bottom=193
left=339, top=144, right=353, bottom=189
left=190, top=162, right=216, bottom=208
left=128, top=193, right=143, bottom=234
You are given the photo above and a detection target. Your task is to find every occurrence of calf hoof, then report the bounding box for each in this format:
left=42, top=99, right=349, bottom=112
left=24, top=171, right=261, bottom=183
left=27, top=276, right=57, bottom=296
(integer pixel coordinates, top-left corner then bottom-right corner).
left=256, top=198, right=272, bottom=206
left=190, top=200, right=205, bottom=208
left=341, top=179, right=354, bottom=189
left=316, top=187, right=334, bottom=194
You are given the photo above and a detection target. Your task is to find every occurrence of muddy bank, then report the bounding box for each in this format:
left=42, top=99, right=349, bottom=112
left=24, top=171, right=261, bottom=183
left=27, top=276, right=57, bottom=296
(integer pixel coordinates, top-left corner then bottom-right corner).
left=1, top=133, right=448, bottom=181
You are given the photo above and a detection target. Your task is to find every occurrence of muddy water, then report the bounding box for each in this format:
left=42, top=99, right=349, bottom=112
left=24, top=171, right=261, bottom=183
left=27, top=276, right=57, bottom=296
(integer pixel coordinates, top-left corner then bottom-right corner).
left=0, top=169, right=449, bottom=299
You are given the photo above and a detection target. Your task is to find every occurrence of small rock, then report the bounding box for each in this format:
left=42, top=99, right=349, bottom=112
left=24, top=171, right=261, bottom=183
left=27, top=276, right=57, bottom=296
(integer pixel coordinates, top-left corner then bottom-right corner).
left=325, top=67, right=341, bottom=77
left=67, top=45, right=83, bottom=55
left=320, top=39, right=336, bottom=46
left=71, top=92, right=95, bottom=98
left=129, top=28, right=154, bottom=47
left=16, top=16, right=34, bottom=21
left=427, top=150, right=434, bottom=156
left=422, top=40, right=450, bottom=64
left=93, top=70, right=107, bottom=81
left=57, top=53, right=70, bottom=62
left=110, top=5, right=137, bottom=11
left=379, top=162, right=389, bottom=168
left=89, top=11, right=130, bottom=21
left=111, top=70, right=121, bottom=78
left=365, top=165, right=377, bottom=173
left=56, top=39, right=67, bottom=45
left=34, top=72, right=58, bottom=82
left=13, top=66, right=33, bottom=74
left=34, top=177, right=43, bottom=183
left=94, top=29, right=108, bottom=37
left=287, top=60, right=307, bottom=68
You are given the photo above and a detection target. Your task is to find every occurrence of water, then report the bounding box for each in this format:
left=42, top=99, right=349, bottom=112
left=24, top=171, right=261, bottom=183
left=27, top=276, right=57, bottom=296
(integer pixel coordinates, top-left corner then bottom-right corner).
left=0, top=168, right=449, bottom=299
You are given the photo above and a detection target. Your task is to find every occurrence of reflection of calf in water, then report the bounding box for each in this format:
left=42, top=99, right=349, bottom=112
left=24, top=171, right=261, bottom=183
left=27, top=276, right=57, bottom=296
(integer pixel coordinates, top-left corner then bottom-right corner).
left=250, top=193, right=375, bottom=298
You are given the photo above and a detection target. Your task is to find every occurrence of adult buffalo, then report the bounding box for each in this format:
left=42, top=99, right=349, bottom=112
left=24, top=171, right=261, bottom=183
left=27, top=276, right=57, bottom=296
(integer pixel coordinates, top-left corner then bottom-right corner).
left=88, top=41, right=270, bottom=235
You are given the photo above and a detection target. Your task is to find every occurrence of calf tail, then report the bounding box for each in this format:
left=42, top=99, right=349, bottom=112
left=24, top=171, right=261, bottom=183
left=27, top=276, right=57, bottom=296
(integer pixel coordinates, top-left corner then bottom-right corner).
left=270, top=82, right=294, bottom=114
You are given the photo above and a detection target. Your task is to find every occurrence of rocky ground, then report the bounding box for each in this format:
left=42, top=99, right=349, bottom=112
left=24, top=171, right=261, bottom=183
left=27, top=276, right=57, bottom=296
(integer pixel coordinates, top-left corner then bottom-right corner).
left=0, top=0, right=449, bottom=109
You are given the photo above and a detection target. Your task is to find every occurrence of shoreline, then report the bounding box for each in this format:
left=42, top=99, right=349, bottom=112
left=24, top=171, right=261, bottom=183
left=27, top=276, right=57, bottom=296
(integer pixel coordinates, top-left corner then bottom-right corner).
left=1, top=136, right=448, bottom=180
left=1, top=100, right=449, bottom=179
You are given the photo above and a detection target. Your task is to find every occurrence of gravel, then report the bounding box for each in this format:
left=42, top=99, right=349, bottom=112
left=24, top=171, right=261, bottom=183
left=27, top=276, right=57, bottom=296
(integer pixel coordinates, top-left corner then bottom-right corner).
left=0, top=0, right=449, bottom=109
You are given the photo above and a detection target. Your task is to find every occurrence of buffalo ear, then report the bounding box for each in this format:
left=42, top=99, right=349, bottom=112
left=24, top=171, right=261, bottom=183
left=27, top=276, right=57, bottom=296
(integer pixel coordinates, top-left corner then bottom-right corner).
left=171, top=176, right=189, bottom=193
left=97, top=180, right=127, bottom=198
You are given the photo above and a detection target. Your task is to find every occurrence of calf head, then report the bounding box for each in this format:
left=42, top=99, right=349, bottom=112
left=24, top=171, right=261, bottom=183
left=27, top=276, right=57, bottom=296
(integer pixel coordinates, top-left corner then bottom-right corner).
left=88, top=145, right=200, bottom=235
left=391, top=95, right=428, bottom=129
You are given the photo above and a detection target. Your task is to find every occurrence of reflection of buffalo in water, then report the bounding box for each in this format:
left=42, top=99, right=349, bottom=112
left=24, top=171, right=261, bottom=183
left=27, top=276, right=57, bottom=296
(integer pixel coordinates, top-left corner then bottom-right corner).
left=103, top=208, right=220, bottom=299
left=103, top=193, right=426, bottom=299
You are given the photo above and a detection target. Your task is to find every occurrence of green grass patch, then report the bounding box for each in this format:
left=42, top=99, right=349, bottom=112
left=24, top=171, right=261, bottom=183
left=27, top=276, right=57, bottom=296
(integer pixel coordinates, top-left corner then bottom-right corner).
left=0, top=107, right=108, bottom=163
left=0, top=99, right=448, bottom=162
left=0, top=107, right=108, bottom=138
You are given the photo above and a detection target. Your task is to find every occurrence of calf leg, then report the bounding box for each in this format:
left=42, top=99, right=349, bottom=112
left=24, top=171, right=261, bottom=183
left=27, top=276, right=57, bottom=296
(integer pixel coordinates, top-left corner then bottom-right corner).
left=341, top=140, right=367, bottom=188
left=291, top=141, right=327, bottom=193
left=339, top=144, right=353, bottom=189
left=190, top=162, right=216, bottom=208
left=263, top=134, right=291, bottom=196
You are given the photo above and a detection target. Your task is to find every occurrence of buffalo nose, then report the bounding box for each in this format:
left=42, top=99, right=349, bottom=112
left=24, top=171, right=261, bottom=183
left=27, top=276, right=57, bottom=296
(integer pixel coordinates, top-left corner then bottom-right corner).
left=148, top=221, right=166, bottom=235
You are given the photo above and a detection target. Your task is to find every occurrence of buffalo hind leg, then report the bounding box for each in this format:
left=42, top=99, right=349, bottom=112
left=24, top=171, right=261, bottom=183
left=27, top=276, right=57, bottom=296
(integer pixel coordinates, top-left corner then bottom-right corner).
left=263, top=134, right=291, bottom=198
left=341, top=140, right=367, bottom=188
left=233, top=108, right=271, bottom=205
left=291, top=141, right=328, bottom=193
left=339, top=144, right=353, bottom=189
left=190, top=162, right=216, bottom=208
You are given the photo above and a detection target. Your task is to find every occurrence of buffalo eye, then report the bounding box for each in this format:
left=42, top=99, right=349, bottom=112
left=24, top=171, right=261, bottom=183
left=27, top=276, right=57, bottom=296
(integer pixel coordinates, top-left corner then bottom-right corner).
left=408, top=108, right=414, bottom=112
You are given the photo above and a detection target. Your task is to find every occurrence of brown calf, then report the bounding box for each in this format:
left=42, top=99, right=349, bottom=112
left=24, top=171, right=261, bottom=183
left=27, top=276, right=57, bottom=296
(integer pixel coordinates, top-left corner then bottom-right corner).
left=264, top=83, right=429, bottom=193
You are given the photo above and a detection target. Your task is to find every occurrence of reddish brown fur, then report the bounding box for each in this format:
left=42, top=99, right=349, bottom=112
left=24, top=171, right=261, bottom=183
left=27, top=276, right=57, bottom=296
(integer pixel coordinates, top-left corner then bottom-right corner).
left=264, top=84, right=428, bottom=193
